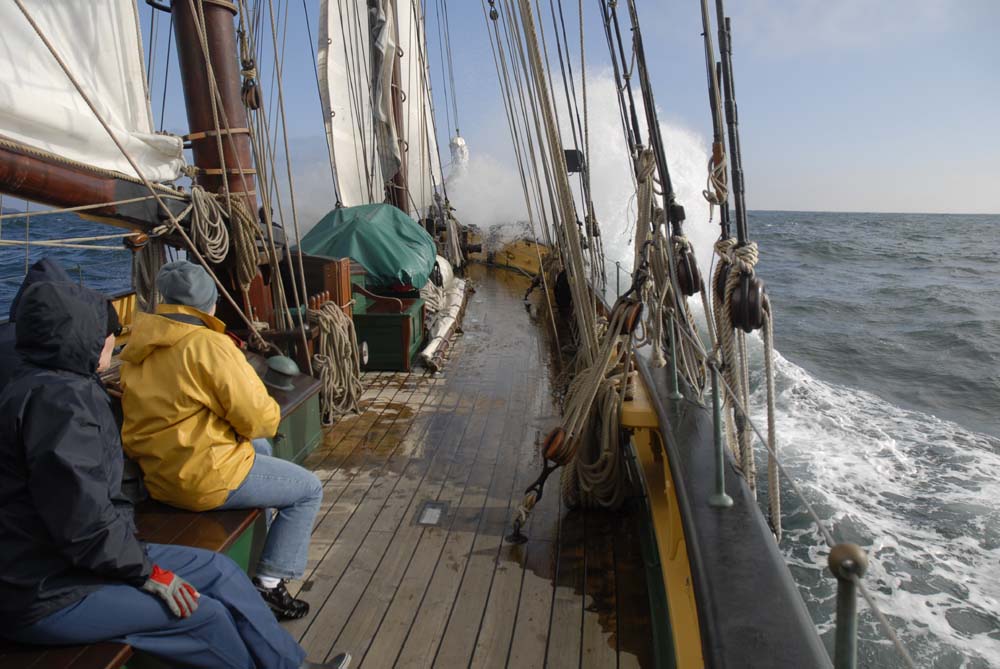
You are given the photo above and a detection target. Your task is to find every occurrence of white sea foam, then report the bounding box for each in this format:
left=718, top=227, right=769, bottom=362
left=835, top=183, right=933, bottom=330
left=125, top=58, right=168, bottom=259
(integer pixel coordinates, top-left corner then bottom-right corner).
left=754, top=348, right=1000, bottom=667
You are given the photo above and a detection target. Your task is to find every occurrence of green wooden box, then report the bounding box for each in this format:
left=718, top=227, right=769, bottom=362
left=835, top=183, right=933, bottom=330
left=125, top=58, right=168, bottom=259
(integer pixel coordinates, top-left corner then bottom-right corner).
left=353, top=298, right=425, bottom=372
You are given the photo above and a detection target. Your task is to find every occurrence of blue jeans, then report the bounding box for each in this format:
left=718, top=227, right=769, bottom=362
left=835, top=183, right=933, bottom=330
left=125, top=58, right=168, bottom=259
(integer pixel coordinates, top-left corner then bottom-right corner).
left=219, top=439, right=322, bottom=581
left=7, top=544, right=306, bottom=669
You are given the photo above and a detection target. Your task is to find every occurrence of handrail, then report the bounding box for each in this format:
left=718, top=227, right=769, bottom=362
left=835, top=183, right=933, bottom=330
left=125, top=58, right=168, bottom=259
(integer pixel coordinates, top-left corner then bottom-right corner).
left=663, top=305, right=917, bottom=668
left=612, top=255, right=915, bottom=667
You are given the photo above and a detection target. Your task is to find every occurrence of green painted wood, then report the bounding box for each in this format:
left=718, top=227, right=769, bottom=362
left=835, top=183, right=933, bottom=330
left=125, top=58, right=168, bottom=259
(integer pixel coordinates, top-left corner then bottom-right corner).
left=275, top=394, right=324, bottom=465
left=353, top=299, right=425, bottom=372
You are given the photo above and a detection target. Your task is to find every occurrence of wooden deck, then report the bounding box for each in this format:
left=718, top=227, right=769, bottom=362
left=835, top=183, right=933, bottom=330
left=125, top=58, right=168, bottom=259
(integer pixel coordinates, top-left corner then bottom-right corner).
left=286, top=267, right=655, bottom=668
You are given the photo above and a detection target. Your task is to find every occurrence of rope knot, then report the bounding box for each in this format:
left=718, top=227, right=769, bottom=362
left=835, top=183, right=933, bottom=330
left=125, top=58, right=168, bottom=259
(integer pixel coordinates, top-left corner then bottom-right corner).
left=733, top=242, right=759, bottom=272
left=714, top=237, right=737, bottom=259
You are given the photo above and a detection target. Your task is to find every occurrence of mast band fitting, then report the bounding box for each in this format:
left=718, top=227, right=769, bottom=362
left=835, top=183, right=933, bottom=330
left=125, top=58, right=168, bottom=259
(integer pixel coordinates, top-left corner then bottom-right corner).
left=184, top=128, right=251, bottom=142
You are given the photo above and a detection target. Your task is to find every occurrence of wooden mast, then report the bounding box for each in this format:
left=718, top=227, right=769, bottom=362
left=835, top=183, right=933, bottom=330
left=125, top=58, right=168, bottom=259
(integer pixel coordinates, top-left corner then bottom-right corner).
left=171, top=0, right=270, bottom=328
left=172, top=0, right=255, bottom=201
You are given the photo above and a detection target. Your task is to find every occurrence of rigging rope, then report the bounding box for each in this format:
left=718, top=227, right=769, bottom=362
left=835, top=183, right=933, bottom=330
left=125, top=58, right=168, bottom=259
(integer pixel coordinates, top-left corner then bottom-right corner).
left=184, top=186, right=229, bottom=264
left=12, top=0, right=272, bottom=351
left=308, top=302, right=363, bottom=424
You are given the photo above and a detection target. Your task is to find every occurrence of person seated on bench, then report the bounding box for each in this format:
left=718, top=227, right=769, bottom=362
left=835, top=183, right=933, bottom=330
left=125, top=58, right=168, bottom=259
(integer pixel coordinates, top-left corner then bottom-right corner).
left=0, top=257, right=72, bottom=390
left=0, top=281, right=349, bottom=669
left=119, top=261, right=321, bottom=620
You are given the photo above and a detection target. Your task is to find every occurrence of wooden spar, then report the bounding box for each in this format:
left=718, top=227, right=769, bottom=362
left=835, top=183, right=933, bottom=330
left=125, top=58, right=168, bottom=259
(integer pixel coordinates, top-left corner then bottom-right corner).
left=0, top=142, right=187, bottom=230
left=386, top=0, right=409, bottom=213
left=172, top=0, right=270, bottom=328
left=172, top=0, right=256, bottom=200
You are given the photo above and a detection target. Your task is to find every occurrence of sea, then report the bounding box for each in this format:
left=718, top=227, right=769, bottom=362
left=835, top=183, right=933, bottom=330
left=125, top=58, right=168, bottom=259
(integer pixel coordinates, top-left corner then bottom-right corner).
left=2, top=207, right=996, bottom=667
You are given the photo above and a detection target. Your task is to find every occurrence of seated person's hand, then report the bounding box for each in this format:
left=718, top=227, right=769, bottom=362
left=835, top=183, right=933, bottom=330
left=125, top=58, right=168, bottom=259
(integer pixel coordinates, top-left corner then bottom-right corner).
left=141, top=565, right=200, bottom=618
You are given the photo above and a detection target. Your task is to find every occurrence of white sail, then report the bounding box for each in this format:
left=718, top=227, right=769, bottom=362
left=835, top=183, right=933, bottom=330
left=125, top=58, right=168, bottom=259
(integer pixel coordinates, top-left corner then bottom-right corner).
left=318, top=0, right=383, bottom=208
left=0, top=0, right=183, bottom=182
left=319, top=0, right=442, bottom=215
left=397, top=0, right=443, bottom=216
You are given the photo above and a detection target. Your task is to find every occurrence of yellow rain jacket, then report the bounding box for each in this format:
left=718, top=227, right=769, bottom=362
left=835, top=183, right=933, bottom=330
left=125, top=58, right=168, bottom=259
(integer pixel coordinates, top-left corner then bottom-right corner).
left=119, top=304, right=280, bottom=511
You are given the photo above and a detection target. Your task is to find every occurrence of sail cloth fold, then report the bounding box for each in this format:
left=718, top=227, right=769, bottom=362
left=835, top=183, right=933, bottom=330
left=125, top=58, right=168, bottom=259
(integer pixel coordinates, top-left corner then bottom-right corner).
left=0, top=1, right=183, bottom=182
left=371, top=0, right=402, bottom=188
left=396, top=0, right=443, bottom=215
left=318, top=0, right=442, bottom=216
left=318, top=0, right=382, bottom=208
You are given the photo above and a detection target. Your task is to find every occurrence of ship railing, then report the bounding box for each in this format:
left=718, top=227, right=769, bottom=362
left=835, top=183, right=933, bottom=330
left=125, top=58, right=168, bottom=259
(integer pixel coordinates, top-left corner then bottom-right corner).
left=610, top=260, right=916, bottom=669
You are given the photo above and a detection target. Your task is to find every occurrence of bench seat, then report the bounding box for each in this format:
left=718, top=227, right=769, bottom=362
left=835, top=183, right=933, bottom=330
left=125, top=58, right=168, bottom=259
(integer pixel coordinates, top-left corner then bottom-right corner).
left=0, top=505, right=260, bottom=669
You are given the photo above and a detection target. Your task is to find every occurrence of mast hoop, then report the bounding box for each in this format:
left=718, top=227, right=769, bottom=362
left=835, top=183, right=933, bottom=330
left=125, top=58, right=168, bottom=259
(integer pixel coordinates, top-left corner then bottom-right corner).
left=202, top=0, right=237, bottom=15
left=184, top=127, right=251, bottom=142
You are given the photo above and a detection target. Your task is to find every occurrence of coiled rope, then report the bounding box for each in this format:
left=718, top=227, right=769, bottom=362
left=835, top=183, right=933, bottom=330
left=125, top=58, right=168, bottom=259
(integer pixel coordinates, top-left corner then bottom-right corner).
left=229, top=196, right=261, bottom=293
left=308, top=302, right=363, bottom=425
left=710, top=238, right=780, bottom=537
left=512, top=297, right=641, bottom=536
left=183, top=186, right=229, bottom=264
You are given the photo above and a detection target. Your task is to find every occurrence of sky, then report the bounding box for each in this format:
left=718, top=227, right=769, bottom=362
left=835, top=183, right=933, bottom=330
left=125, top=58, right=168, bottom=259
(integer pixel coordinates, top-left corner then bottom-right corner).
left=136, top=0, right=1000, bottom=215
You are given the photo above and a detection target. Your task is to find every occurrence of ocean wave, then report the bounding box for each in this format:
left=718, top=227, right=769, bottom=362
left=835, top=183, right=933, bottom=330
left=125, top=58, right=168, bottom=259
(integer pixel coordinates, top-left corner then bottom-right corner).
left=751, top=350, right=1000, bottom=668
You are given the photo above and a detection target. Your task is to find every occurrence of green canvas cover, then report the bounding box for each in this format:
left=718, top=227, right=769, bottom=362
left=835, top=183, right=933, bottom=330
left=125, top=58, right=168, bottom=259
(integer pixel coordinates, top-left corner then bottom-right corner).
left=299, top=203, right=436, bottom=288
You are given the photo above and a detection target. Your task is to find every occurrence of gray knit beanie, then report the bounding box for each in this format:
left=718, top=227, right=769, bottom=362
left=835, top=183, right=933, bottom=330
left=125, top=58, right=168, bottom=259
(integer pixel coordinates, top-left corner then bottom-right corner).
left=156, top=260, right=218, bottom=313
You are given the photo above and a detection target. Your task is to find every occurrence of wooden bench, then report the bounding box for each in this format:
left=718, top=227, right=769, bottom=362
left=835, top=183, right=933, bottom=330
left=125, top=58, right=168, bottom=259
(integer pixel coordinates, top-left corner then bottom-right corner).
left=0, top=505, right=260, bottom=669
left=0, top=354, right=321, bottom=669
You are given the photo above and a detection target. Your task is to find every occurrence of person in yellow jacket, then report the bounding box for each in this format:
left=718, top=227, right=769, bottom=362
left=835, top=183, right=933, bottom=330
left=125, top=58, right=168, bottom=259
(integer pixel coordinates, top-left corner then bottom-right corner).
left=120, top=261, right=321, bottom=622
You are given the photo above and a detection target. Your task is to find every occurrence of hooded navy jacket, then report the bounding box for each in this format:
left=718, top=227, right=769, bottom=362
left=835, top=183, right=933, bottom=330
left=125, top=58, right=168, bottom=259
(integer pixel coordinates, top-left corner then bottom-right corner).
left=0, top=258, right=73, bottom=391
left=0, top=281, right=151, bottom=628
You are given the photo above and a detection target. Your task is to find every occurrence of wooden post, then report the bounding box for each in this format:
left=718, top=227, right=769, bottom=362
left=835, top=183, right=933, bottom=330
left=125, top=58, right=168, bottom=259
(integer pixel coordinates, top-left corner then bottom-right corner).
left=173, top=0, right=271, bottom=329
left=172, top=0, right=255, bottom=201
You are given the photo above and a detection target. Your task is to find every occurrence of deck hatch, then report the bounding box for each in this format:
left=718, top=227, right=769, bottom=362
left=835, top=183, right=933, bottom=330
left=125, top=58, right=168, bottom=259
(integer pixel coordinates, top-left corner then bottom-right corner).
left=415, top=501, right=448, bottom=527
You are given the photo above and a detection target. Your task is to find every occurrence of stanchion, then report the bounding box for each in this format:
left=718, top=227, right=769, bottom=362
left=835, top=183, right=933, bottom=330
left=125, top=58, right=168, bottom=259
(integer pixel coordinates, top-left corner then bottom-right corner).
left=708, top=362, right=733, bottom=508
left=829, top=543, right=868, bottom=669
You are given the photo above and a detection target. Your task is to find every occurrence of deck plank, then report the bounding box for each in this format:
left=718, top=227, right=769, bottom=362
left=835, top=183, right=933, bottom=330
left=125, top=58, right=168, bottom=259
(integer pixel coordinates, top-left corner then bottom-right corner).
left=545, top=499, right=586, bottom=669
left=376, top=360, right=517, bottom=668
left=286, top=373, right=429, bottom=642
left=328, top=365, right=502, bottom=664
left=615, top=508, right=655, bottom=669
left=581, top=512, right=619, bottom=668
left=298, top=361, right=494, bottom=658
left=283, top=268, right=655, bottom=668
left=468, top=363, right=554, bottom=669
left=425, top=359, right=532, bottom=668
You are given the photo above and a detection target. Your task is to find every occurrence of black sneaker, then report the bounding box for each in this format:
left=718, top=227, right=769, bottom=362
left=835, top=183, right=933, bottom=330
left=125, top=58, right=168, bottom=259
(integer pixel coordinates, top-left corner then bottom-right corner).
left=252, top=577, right=310, bottom=620
left=299, top=653, right=351, bottom=669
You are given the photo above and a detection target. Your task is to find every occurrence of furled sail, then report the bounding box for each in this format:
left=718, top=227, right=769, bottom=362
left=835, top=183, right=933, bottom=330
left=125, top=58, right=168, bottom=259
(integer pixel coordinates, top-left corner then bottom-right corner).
left=318, top=0, right=383, bottom=208
left=0, top=0, right=183, bottom=182
left=319, top=0, right=442, bottom=215
left=397, top=0, right=443, bottom=215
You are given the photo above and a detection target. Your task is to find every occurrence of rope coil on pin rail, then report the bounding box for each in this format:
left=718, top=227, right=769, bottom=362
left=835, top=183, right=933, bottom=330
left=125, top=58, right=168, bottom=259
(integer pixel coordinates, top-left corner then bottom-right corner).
left=508, top=277, right=646, bottom=544
left=308, top=301, right=363, bottom=424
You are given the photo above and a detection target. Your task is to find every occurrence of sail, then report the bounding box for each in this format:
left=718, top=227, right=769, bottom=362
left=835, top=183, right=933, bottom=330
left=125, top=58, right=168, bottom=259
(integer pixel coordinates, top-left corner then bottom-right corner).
left=318, top=0, right=383, bottom=207
left=319, top=0, right=442, bottom=215
left=397, top=0, right=443, bottom=215
left=0, top=1, right=183, bottom=182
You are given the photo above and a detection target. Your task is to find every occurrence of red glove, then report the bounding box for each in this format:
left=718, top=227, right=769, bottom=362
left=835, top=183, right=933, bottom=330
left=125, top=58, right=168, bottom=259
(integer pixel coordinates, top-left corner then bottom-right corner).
left=141, top=565, right=200, bottom=618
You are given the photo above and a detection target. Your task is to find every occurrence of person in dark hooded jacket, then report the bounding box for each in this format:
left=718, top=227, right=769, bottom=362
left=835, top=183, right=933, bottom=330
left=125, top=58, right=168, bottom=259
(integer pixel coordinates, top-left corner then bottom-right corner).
left=0, top=257, right=73, bottom=390
left=0, top=281, right=349, bottom=669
